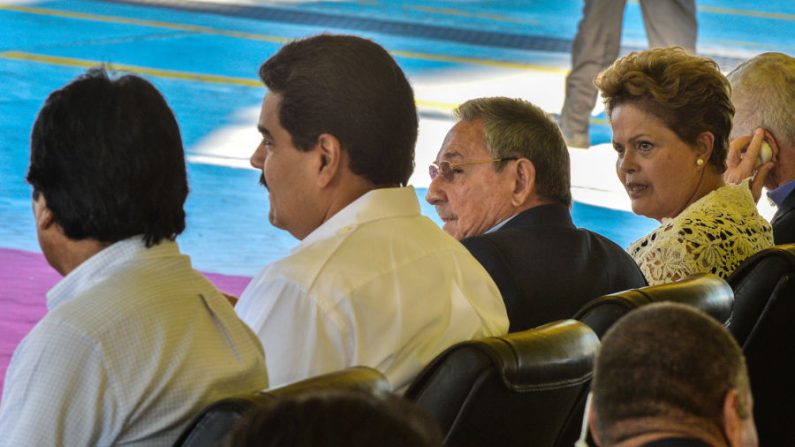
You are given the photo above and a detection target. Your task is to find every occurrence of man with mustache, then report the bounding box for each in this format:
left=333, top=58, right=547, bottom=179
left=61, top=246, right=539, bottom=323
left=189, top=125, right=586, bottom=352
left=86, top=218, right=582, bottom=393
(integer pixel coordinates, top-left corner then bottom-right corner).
left=235, top=35, right=508, bottom=392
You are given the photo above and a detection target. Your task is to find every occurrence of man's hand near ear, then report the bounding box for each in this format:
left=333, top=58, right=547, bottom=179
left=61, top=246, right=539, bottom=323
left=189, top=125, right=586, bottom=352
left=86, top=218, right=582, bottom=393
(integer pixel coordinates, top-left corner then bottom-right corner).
left=725, top=128, right=776, bottom=203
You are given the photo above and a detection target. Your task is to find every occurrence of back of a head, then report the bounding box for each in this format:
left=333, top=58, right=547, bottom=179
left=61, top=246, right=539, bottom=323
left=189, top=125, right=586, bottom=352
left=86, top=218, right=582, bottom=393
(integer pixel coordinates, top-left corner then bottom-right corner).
left=594, top=47, right=734, bottom=173
left=226, top=389, right=442, bottom=447
left=26, top=68, right=188, bottom=247
left=592, top=302, right=750, bottom=445
left=258, top=34, right=418, bottom=186
left=455, top=96, right=572, bottom=206
left=728, top=52, right=795, bottom=149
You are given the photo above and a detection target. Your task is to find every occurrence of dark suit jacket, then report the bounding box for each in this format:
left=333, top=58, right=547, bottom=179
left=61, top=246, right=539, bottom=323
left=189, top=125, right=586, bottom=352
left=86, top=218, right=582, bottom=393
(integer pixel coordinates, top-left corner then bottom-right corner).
left=462, top=204, right=647, bottom=332
left=772, top=189, right=795, bottom=244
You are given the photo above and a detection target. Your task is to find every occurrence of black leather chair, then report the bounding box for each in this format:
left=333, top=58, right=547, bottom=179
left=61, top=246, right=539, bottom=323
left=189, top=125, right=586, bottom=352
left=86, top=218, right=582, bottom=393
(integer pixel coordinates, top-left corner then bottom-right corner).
left=404, top=319, right=598, bottom=447
left=727, top=243, right=795, bottom=344
left=574, top=274, right=734, bottom=339
left=173, top=366, right=391, bottom=447
left=726, top=244, right=795, bottom=446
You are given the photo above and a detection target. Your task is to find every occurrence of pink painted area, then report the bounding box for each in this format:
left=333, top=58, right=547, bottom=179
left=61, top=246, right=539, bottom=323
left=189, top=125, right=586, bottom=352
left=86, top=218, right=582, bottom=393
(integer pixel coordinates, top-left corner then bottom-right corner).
left=0, top=247, right=251, bottom=401
left=202, top=272, right=252, bottom=298
left=0, top=248, right=55, bottom=401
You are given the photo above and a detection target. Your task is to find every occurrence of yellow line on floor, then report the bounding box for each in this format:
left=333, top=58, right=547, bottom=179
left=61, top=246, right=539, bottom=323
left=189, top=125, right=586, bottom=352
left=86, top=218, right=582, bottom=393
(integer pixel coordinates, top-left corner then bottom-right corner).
left=0, top=51, right=466, bottom=111
left=0, top=4, right=563, bottom=73
left=699, top=5, right=795, bottom=22
left=389, top=49, right=565, bottom=72
left=406, top=5, right=540, bottom=26
left=2, top=50, right=612, bottom=122
left=415, top=99, right=456, bottom=112
left=0, top=51, right=262, bottom=87
left=0, top=4, right=290, bottom=43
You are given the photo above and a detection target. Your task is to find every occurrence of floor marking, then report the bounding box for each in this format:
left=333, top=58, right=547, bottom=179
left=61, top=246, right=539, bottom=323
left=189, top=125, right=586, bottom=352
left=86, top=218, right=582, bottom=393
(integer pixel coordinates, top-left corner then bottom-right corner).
left=0, top=4, right=564, bottom=72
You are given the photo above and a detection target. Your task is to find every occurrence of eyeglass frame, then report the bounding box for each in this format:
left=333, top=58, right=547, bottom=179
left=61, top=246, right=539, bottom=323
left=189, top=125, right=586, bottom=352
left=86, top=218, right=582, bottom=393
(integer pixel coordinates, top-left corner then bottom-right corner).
left=428, top=157, right=519, bottom=182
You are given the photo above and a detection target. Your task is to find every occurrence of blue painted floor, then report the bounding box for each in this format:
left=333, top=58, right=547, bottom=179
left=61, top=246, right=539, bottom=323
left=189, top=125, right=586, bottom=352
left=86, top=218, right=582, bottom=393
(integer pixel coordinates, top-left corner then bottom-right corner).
left=1, top=0, right=793, bottom=276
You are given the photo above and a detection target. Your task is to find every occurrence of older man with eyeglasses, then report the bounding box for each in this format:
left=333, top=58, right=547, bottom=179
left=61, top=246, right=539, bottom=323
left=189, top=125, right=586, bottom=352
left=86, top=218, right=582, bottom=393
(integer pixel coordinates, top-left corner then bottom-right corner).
left=426, top=97, right=646, bottom=332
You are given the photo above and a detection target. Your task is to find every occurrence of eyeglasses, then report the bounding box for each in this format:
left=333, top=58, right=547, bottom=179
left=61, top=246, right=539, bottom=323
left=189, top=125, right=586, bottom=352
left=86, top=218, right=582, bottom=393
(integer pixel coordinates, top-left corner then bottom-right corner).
left=428, top=157, right=518, bottom=182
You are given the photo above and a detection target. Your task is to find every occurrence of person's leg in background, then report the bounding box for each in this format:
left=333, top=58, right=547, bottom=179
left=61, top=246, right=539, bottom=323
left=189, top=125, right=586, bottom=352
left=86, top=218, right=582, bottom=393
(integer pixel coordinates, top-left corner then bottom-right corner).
left=640, top=0, right=697, bottom=52
left=560, top=0, right=627, bottom=148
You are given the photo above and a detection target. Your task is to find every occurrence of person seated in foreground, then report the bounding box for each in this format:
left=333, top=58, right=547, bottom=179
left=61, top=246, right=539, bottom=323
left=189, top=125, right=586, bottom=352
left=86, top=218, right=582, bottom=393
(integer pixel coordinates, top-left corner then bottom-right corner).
left=588, top=302, right=758, bottom=447
left=424, top=97, right=646, bottom=332
left=234, top=34, right=508, bottom=392
left=226, top=389, right=441, bottom=447
left=723, top=52, right=795, bottom=244
left=0, top=69, right=268, bottom=446
left=594, top=47, right=773, bottom=286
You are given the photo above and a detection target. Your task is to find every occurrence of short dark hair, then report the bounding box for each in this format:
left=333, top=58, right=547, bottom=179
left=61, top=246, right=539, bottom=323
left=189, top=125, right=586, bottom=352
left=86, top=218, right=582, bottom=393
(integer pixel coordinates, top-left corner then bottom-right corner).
left=226, top=389, right=442, bottom=447
left=455, top=97, right=571, bottom=206
left=259, top=34, right=417, bottom=186
left=27, top=68, right=188, bottom=247
left=592, top=302, right=750, bottom=445
left=595, top=47, right=734, bottom=173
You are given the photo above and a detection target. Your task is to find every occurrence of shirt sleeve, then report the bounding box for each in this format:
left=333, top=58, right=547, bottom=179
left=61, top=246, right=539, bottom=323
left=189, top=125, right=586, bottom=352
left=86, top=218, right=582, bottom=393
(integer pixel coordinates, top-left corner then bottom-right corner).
left=0, top=321, right=120, bottom=447
left=236, top=275, right=349, bottom=388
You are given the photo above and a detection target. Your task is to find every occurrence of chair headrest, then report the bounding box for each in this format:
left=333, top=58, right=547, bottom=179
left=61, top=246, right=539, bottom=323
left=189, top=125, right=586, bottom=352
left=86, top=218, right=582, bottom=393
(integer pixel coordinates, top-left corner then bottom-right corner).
left=174, top=367, right=390, bottom=447
left=729, top=243, right=795, bottom=286
left=575, top=274, right=733, bottom=337
left=469, top=319, right=599, bottom=392
left=266, top=366, right=391, bottom=398
left=636, top=274, right=733, bottom=318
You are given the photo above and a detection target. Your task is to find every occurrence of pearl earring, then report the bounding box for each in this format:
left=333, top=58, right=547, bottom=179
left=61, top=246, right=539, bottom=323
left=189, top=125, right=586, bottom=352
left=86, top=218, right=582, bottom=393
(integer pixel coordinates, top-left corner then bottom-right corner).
left=696, top=159, right=705, bottom=166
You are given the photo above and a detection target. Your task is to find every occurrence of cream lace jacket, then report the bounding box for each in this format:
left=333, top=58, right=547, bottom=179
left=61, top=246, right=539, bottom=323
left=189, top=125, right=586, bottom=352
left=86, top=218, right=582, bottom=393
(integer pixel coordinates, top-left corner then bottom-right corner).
left=629, top=181, right=774, bottom=286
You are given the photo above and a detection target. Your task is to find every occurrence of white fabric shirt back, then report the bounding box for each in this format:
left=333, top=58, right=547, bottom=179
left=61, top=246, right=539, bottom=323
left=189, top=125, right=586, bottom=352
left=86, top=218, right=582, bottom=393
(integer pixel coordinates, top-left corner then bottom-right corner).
left=235, top=187, right=508, bottom=392
left=0, top=238, right=268, bottom=447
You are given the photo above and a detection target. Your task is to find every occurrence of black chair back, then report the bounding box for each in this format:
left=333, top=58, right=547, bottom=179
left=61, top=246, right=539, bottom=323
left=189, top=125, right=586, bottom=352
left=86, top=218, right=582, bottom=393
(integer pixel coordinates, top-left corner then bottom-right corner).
left=574, top=274, right=733, bottom=338
left=173, top=366, right=391, bottom=447
left=404, top=320, right=598, bottom=447
left=727, top=244, right=795, bottom=344
left=727, top=244, right=795, bottom=446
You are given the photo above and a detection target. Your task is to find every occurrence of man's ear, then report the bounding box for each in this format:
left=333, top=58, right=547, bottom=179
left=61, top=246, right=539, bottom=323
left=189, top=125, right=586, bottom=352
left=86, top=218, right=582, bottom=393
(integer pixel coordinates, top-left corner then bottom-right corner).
left=588, top=397, right=602, bottom=447
left=33, top=193, right=56, bottom=231
left=695, top=131, right=716, bottom=164
left=511, top=158, right=536, bottom=207
left=762, top=129, right=781, bottom=161
left=721, top=388, right=754, bottom=446
left=315, top=133, right=343, bottom=188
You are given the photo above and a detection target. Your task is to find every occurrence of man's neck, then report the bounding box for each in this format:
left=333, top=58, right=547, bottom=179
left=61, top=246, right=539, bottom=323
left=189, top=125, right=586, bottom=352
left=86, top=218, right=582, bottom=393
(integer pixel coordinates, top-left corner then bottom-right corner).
left=318, top=176, right=395, bottom=231
left=50, top=238, right=109, bottom=276
left=772, top=143, right=795, bottom=189
left=518, top=196, right=559, bottom=214
left=484, top=197, right=561, bottom=234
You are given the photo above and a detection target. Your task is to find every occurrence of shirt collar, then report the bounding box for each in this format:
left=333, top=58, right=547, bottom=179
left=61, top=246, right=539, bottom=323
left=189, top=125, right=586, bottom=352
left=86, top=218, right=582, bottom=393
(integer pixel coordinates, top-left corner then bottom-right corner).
left=767, top=178, right=795, bottom=207
left=47, top=237, right=178, bottom=310
left=485, top=214, right=517, bottom=234
left=298, top=187, right=420, bottom=248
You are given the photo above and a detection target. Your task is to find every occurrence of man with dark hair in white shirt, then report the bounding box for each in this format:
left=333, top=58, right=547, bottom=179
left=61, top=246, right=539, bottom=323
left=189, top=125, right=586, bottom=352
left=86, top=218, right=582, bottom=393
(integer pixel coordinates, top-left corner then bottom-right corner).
left=235, top=34, right=508, bottom=392
left=0, top=68, right=268, bottom=446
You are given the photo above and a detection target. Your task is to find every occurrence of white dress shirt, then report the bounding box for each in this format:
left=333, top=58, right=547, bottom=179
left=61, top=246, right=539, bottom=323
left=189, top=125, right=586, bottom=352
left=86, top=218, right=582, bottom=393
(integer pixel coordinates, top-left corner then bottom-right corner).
left=0, top=238, right=268, bottom=447
left=236, top=187, right=508, bottom=392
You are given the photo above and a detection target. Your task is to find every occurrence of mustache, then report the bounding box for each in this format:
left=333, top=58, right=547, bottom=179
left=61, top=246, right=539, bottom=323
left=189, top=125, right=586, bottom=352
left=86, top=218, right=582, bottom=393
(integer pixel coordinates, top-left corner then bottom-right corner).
left=259, top=173, right=268, bottom=190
